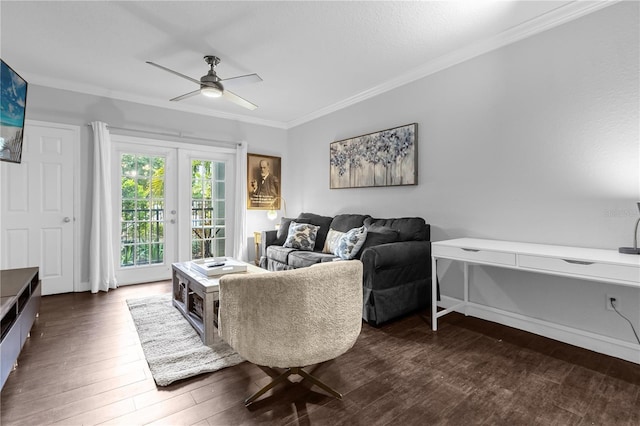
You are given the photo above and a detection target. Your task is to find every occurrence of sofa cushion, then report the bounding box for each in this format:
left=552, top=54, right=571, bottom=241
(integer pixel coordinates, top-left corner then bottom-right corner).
left=359, top=225, right=399, bottom=255
left=329, top=214, right=370, bottom=233
left=274, top=217, right=295, bottom=245
left=266, top=245, right=297, bottom=264
left=288, top=251, right=338, bottom=268
left=296, top=212, right=334, bottom=250
left=323, top=228, right=345, bottom=254
left=283, top=222, right=319, bottom=251
left=335, top=226, right=368, bottom=260
left=364, top=217, right=428, bottom=242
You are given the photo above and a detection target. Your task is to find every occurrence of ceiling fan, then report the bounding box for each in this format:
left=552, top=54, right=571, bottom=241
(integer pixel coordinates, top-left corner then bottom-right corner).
left=146, top=55, right=262, bottom=110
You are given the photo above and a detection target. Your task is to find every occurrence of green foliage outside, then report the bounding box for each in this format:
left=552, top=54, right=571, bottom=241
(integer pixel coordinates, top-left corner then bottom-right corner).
left=120, top=154, right=165, bottom=267
left=191, top=160, right=226, bottom=260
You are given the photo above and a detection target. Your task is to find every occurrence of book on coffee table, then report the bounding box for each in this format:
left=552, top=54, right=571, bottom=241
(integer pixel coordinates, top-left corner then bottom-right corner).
left=190, top=257, right=248, bottom=277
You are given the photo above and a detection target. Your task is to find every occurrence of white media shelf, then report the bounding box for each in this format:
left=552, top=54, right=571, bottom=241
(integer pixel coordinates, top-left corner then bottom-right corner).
left=431, top=238, right=640, bottom=364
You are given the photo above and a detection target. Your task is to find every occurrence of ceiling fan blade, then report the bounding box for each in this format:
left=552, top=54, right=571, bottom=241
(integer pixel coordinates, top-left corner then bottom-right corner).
left=220, top=73, right=263, bottom=89
left=146, top=61, right=201, bottom=86
left=170, top=89, right=200, bottom=102
left=222, top=90, right=258, bottom=110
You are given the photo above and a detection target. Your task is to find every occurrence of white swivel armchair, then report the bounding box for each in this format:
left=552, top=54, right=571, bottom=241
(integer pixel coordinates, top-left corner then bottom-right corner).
left=218, top=260, right=363, bottom=406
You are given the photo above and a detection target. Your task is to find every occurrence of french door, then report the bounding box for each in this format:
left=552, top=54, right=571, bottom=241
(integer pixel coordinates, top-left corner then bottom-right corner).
left=178, top=149, right=236, bottom=262
left=112, top=138, right=235, bottom=285
left=112, top=142, right=177, bottom=284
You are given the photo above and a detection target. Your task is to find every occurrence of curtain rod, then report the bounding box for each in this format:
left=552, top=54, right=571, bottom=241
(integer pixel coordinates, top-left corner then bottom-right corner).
left=86, top=124, right=240, bottom=147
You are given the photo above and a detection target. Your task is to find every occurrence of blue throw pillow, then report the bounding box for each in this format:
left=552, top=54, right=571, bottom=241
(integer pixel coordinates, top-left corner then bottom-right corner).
left=335, top=226, right=368, bottom=260
left=283, top=221, right=319, bottom=251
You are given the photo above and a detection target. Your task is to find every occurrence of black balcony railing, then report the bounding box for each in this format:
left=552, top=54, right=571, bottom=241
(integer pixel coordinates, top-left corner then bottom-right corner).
left=120, top=207, right=164, bottom=267
left=120, top=207, right=226, bottom=266
left=191, top=207, right=225, bottom=259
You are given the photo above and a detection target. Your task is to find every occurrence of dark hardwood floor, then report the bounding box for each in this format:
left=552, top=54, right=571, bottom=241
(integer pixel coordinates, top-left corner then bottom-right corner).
left=1, top=281, right=639, bottom=425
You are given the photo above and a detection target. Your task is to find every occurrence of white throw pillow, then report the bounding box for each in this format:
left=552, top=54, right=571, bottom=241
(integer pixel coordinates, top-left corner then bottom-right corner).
left=323, top=228, right=345, bottom=254
left=334, top=226, right=368, bottom=260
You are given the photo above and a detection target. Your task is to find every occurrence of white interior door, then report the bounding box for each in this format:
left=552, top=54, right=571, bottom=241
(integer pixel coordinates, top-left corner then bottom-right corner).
left=0, top=121, right=78, bottom=295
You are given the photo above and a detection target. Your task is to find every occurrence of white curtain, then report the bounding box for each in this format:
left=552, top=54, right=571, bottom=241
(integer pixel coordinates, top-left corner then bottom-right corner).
left=234, top=141, right=248, bottom=260
left=89, top=122, right=118, bottom=293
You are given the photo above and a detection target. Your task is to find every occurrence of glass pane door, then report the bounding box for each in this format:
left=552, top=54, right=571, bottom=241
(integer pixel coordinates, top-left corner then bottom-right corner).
left=112, top=140, right=177, bottom=285
left=190, top=159, right=226, bottom=260
left=120, top=154, right=166, bottom=266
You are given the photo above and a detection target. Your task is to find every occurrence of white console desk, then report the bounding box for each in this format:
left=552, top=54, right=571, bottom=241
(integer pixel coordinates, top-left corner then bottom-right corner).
left=431, top=238, right=640, bottom=362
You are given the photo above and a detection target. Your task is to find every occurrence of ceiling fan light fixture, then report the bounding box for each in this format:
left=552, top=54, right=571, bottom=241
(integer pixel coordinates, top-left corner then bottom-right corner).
left=201, top=84, right=223, bottom=98
left=147, top=55, right=258, bottom=108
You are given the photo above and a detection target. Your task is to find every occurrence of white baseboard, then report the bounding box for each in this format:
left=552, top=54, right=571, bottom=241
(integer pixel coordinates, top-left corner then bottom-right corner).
left=439, top=296, right=640, bottom=365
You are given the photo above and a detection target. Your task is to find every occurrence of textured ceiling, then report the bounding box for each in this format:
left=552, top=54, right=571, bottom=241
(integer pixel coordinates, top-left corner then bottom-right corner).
left=0, top=1, right=611, bottom=128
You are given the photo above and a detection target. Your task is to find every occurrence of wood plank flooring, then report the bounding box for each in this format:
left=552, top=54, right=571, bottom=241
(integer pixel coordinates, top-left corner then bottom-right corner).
left=1, top=281, right=639, bottom=425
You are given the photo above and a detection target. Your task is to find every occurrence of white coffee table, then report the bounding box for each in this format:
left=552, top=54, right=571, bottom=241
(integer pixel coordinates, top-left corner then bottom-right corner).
left=172, top=259, right=265, bottom=345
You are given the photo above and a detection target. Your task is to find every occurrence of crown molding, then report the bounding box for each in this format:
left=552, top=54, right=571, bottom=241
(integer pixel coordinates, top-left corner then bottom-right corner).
left=30, top=75, right=289, bottom=129
left=285, top=0, right=619, bottom=129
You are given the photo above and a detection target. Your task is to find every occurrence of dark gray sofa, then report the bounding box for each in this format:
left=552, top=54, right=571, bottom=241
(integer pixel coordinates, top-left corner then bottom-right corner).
left=260, top=212, right=432, bottom=326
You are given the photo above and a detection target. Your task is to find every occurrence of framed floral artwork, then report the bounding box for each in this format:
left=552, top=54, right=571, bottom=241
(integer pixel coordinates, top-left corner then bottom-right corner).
left=330, top=123, right=417, bottom=189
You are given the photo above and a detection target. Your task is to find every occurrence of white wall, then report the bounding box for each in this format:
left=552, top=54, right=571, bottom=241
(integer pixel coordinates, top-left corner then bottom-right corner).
left=287, top=3, right=640, bottom=345
left=25, top=86, right=287, bottom=284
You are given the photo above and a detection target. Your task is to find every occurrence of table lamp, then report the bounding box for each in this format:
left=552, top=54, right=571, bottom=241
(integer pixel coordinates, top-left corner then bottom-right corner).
left=266, top=197, right=287, bottom=224
left=618, top=202, right=640, bottom=254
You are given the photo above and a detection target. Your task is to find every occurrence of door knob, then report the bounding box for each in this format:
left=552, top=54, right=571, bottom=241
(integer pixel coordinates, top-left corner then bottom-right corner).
left=170, top=219, right=176, bottom=224
left=64, top=217, right=71, bottom=223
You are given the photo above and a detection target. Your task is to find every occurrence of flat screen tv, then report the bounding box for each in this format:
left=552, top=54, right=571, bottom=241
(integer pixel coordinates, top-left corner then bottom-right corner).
left=0, top=59, right=28, bottom=164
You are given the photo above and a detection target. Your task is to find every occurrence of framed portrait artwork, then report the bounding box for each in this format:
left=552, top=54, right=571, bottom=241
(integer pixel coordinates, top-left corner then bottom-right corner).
left=247, top=153, right=281, bottom=210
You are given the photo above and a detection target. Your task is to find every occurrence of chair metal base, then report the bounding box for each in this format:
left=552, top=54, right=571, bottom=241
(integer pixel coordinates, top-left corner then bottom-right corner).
left=245, top=366, right=342, bottom=406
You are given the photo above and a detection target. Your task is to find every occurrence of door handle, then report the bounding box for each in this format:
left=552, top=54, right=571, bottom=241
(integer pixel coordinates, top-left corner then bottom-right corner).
left=63, top=217, right=71, bottom=223
left=169, top=219, right=176, bottom=224
left=461, top=248, right=480, bottom=252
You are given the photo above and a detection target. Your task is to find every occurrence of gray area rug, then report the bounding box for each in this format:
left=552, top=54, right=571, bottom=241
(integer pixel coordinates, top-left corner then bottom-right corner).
left=126, top=293, right=244, bottom=386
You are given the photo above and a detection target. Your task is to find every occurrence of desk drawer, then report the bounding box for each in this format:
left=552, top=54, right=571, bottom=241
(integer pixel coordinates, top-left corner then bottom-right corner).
left=519, top=255, right=640, bottom=283
left=433, top=245, right=516, bottom=266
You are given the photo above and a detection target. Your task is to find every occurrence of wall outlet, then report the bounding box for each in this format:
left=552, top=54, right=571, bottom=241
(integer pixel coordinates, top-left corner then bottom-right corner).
left=606, top=294, right=619, bottom=311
